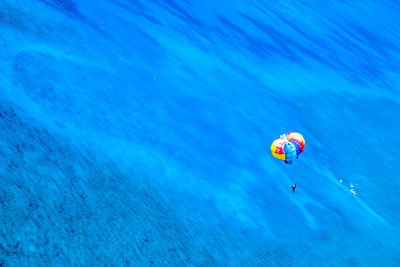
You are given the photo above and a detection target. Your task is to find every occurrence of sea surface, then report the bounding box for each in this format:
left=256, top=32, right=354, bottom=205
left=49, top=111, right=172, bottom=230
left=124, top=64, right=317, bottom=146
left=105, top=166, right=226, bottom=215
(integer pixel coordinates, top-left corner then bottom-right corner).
left=1, top=0, right=400, bottom=265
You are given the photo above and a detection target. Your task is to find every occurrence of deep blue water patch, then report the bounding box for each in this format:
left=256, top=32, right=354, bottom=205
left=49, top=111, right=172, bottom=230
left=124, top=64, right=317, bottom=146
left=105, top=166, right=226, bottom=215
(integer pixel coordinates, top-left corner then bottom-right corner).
left=0, top=0, right=400, bottom=265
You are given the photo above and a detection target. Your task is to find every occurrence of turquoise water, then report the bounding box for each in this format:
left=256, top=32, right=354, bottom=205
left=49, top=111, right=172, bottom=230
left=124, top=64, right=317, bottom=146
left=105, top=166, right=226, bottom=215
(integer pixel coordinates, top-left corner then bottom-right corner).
left=1, top=0, right=400, bottom=265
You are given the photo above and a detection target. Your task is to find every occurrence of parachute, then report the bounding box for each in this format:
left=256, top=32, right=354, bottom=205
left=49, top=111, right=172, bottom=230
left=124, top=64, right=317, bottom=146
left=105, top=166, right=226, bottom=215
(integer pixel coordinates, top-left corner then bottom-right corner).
left=271, top=132, right=305, bottom=164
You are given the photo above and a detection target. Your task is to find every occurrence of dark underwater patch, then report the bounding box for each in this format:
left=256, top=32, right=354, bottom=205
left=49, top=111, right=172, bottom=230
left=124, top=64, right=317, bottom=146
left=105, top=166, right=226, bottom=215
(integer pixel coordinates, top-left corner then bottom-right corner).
left=39, top=0, right=82, bottom=18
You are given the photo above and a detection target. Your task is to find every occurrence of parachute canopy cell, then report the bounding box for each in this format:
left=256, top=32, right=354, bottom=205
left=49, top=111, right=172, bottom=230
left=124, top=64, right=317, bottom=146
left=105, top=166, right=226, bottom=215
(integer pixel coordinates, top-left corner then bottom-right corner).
left=271, top=132, right=305, bottom=164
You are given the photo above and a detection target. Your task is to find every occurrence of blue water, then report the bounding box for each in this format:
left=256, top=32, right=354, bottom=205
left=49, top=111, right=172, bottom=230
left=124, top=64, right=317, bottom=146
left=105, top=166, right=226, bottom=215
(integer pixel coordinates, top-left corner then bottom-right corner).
left=1, top=0, right=400, bottom=265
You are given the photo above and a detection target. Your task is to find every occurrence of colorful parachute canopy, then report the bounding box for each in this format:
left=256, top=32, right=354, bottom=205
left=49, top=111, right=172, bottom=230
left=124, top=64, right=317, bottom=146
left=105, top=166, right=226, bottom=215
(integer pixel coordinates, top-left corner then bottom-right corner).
left=271, top=132, right=305, bottom=164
